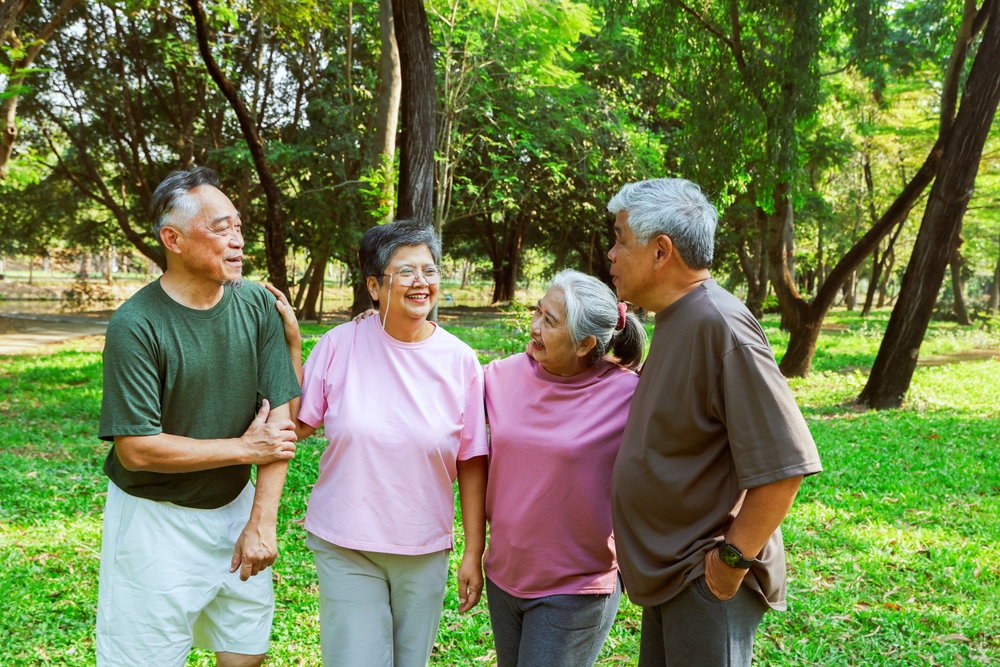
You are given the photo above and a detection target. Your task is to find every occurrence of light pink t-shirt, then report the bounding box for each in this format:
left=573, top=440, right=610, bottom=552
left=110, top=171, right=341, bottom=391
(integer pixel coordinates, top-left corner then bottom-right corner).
left=483, top=353, right=639, bottom=598
left=299, top=316, right=488, bottom=555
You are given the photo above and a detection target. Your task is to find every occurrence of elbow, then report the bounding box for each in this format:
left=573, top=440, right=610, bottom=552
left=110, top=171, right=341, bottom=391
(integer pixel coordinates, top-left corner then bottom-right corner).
left=115, top=439, right=150, bottom=472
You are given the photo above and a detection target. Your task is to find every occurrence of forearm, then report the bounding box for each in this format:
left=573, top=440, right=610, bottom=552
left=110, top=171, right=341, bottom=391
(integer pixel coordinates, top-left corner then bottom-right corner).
left=247, top=460, right=288, bottom=527
left=115, top=433, right=247, bottom=473
left=725, top=475, right=803, bottom=557
left=456, top=456, right=488, bottom=556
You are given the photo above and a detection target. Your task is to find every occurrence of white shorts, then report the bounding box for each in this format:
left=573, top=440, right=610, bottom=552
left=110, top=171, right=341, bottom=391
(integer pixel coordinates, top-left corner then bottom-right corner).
left=96, top=481, right=274, bottom=667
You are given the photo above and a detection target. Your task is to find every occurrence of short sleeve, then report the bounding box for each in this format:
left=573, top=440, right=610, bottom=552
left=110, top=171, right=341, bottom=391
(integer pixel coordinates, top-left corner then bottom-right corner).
left=256, top=298, right=303, bottom=409
left=99, top=318, right=163, bottom=441
left=715, top=344, right=822, bottom=489
left=458, top=363, right=489, bottom=461
left=298, top=331, right=335, bottom=428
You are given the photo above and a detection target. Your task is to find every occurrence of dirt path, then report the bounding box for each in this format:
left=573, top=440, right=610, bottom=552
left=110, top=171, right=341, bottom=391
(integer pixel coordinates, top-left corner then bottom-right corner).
left=0, top=314, right=109, bottom=355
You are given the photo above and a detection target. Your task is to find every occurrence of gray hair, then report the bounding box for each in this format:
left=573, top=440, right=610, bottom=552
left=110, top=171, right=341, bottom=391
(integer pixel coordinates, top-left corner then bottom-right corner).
left=150, top=167, right=222, bottom=239
left=607, top=178, right=718, bottom=270
left=550, top=269, right=647, bottom=370
left=359, top=220, right=442, bottom=306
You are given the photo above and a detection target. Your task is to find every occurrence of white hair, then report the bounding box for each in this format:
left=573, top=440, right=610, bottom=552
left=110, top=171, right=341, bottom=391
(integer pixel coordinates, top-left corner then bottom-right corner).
left=607, top=178, right=718, bottom=269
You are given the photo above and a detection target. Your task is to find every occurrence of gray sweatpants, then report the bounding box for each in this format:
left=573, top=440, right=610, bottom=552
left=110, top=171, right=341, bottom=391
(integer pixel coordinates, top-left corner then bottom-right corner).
left=638, top=577, right=769, bottom=667
left=486, top=576, right=621, bottom=667
left=307, top=532, right=450, bottom=667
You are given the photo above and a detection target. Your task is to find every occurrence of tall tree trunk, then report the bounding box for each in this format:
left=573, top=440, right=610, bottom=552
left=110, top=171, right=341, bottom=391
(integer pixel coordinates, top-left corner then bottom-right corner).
left=863, top=218, right=906, bottom=315
left=188, top=0, right=289, bottom=296
left=373, top=0, right=401, bottom=221
left=950, top=249, right=971, bottom=324
left=391, top=0, right=435, bottom=227
left=859, top=2, right=1000, bottom=409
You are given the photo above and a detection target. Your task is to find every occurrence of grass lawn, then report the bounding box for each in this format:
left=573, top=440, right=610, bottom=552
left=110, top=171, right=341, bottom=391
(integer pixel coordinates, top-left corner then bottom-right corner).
left=0, top=308, right=998, bottom=665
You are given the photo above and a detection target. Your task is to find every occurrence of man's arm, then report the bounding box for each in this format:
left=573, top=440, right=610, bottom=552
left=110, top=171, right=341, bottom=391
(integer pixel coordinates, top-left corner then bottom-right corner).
left=456, top=455, right=488, bottom=613
left=114, top=399, right=297, bottom=472
left=703, top=475, right=803, bottom=600
left=231, top=401, right=294, bottom=581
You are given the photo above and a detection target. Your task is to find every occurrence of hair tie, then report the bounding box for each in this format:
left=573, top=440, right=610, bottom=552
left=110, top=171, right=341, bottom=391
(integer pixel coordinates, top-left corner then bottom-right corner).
left=615, top=302, right=628, bottom=331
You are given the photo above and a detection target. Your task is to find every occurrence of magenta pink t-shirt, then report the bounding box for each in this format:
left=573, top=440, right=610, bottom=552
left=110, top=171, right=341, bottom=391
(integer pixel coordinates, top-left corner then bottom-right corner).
left=483, top=353, right=639, bottom=597
left=299, top=316, right=488, bottom=555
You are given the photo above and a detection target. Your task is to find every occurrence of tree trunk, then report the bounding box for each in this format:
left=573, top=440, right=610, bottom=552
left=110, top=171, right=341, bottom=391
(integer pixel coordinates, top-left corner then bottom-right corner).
left=293, top=257, right=316, bottom=311
left=373, top=0, right=401, bottom=221
left=951, top=249, right=972, bottom=324
left=302, top=252, right=329, bottom=321
left=877, top=247, right=895, bottom=308
left=351, top=274, right=372, bottom=317
left=188, top=0, right=289, bottom=296
left=989, top=232, right=1000, bottom=315
left=0, top=0, right=31, bottom=46
left=391, top=0, right=435, bottom=227
left=861, top=252, right=882, bottom=316
left=859, top=3, right=1000, bottom=409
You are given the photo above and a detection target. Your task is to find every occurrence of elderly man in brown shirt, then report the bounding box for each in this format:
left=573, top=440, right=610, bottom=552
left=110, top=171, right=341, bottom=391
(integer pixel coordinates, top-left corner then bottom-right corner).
left=607, top=178, right=822, bottom=666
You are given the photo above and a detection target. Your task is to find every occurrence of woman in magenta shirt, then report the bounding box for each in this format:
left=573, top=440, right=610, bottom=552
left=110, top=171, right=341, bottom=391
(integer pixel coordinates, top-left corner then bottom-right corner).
left=484, top=269, right=646, bottom=667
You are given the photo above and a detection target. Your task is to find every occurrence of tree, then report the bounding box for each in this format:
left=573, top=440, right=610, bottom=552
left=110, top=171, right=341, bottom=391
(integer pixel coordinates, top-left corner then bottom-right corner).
left=391, top=0, right=434, bottom=226
left=188, top=0, right=289, bottom=295
left=859, top=0, right=1000, bottom=409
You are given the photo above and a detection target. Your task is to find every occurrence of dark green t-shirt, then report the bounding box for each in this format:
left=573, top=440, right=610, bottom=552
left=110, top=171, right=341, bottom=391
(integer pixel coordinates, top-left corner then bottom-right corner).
left=99, top=279, right=301, bottom=509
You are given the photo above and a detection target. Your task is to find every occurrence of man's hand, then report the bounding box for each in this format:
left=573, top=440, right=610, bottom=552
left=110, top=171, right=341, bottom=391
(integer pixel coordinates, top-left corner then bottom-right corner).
left=231, top=519, right=278, bottom=581
left=240, top=399, right=297, bottom=464
left=703, top=546, right=748, bottom=601
left=456, top=550, right=484, bottom=614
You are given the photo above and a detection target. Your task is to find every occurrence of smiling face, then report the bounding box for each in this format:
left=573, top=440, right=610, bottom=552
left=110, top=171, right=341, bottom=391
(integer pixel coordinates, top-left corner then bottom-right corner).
left=166, top=185, right=244, bottom=285
left=367, top=244, right=439, bottom=328
left=527, top=287, right=594, bottom=376
left=608, top=210, right=656, bottom=308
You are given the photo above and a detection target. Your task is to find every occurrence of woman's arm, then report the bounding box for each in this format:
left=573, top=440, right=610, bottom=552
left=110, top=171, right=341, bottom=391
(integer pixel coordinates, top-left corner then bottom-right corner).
left=456, top=455, right=488, bottom=613
left=264, top=284, right=316, bottom=441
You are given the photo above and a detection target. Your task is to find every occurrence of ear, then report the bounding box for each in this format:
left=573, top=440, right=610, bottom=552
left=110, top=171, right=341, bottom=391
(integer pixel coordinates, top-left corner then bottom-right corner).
left=652, top=234, right=674, bottom=269
left=366, top=276, right=381, bottom=302
left=576, top=334, right=598, bottom=359
left=160, top=226, right=183, bottom=254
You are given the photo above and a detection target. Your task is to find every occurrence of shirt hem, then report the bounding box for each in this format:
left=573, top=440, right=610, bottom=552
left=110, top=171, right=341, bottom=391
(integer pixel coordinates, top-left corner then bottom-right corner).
left=485, top=570, right=619, bottom=599
left=739, top=461, right=823, bottom=491
left=304, top=524, right=454, bottom=556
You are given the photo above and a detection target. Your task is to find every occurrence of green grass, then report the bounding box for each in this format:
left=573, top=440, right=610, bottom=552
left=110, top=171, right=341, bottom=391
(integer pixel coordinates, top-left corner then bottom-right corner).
left=1, top=308, right=999, bottom=665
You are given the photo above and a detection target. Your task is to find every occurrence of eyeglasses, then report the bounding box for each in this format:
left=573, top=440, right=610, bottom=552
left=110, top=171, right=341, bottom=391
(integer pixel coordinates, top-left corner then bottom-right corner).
left=384, top=266, right=441, bottom=286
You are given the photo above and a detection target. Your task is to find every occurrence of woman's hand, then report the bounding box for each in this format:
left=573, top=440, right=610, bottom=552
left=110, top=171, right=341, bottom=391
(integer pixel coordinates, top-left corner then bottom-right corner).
left=457, top=550, right=484, bottom=613
left=353, top=308, right=376, bottom=323
left=263, top=283, right=302, bottom=352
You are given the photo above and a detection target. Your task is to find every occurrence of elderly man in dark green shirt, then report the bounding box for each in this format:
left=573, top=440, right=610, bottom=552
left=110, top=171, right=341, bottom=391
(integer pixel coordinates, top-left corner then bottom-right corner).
left=96, top=167, right=301, bottom=667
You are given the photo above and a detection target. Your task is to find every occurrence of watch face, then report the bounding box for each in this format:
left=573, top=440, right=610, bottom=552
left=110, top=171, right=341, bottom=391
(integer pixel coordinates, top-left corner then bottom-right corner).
left=719, top=544, right=742, bottom=568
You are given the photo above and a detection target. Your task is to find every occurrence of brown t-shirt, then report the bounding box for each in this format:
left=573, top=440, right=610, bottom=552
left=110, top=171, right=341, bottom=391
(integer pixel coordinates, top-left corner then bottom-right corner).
left=611, top=280, right=822, bottom=610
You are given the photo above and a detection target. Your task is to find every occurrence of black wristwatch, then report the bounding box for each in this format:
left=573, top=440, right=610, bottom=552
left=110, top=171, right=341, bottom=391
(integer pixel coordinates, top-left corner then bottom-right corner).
left=717, top=542, right=759, bottom=569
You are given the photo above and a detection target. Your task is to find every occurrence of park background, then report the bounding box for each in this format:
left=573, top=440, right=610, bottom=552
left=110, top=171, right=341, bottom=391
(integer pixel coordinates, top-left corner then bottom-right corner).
left=2, top=0, right=1000, bottom=664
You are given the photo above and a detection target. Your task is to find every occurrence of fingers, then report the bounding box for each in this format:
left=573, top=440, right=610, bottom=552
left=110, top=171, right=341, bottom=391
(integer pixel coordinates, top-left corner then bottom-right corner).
left=253, top=399, right=270, bottom=425
left=263, top=283, right=289, bottom=307
left=230, top=547, right=242, bottom=575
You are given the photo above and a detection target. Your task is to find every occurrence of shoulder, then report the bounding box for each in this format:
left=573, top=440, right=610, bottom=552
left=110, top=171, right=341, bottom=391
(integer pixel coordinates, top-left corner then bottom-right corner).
left=484, top=352, right=530, bottom=384
left=684, top=281, right=769, bottom=350
left=431, top=325, right=480, bottom=363
left=106, top=282, right=165, bottom=338
left=231, top=280, right=276, bottom=316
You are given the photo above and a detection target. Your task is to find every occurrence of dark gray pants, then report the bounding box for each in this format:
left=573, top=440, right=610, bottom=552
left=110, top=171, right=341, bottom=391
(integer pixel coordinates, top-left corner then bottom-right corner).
left=486, top=576, right=621, bottom=667
left=638, top=577, right=769, bottom=667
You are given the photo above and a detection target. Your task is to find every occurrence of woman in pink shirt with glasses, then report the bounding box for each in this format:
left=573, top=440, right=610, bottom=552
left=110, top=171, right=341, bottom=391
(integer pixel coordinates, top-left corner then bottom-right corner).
left=483, top=269, right=645, bottom=667
left=268, top=221, right=488, bottom=667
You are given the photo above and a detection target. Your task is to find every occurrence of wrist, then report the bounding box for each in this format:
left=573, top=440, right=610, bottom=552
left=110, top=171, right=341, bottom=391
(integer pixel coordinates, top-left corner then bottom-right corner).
left=717, top=541, right=758, bottom=569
